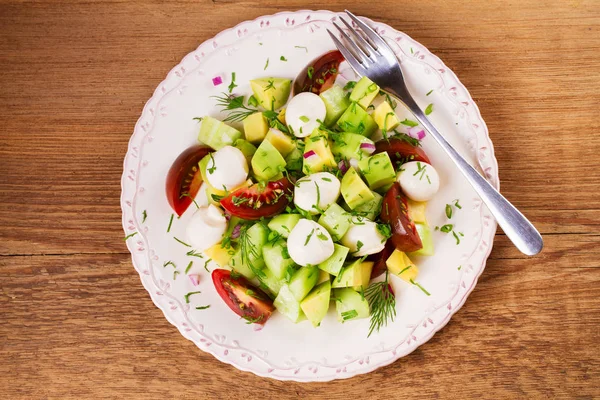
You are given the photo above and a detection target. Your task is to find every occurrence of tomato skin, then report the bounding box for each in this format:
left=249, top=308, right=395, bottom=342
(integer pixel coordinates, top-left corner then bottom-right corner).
left=220, top=177, right=293, bottom=220
left=165, top=145, right=213, bottom=216
left=212, top=269, right=274, bottom=324
left=380, top=182, right=423, bottom=252
left=374, top=138, right=431, bottom=168
left=368, top=240, right=395, bottom=279
left=293, top=50, right=345, bottom=95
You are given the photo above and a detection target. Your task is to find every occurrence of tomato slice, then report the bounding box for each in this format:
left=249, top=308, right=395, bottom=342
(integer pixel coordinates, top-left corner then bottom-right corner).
left=375, top=138, right=431, bottom=169
left=368, top=240, right=395, bottom=279
left=220, top=177, right=293, bottom=220
left=165, top=145, right=213, bottom=216
left=212, top=269, right=274, bottom=324
left=380, top=182, right=423, bottom=252
left=293, top=50, right=344, bottom=95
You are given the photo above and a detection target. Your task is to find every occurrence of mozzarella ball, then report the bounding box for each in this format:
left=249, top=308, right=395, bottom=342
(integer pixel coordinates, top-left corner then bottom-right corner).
left=397, top=161, right=440, bottom=202
left=285, top=92, right=327, bottom=138
left=205, top=146, right=248, bottom=190
left=294, top=172, right=341, bottom=215
left=287, top=219, right=334, bottom=266
left=186, top=204, right=228, bottom=251
left=341, top=217, right=386, bottom=257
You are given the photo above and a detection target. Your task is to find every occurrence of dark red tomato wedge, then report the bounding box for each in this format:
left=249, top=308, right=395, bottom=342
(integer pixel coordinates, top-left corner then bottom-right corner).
left=220, top=177, right=293, bottom=220
left=380, top=182, right=423, bottom=253
left=293, top=50, right=345, bottom=95
left=212, top=269, right=274, bottom=324
left=368, top=240, right=396, bottom=279
left=166, top=145, right=213, bottom=216
left=375, top=138, right=431, bottom=169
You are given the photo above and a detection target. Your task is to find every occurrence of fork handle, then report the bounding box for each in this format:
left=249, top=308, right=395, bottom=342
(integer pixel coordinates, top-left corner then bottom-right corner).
left=388, top=87, right=543, bottom=255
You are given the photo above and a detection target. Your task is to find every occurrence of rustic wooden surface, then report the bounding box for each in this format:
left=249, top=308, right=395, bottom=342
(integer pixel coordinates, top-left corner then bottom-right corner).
left=1, top=0, right=599, bottom=398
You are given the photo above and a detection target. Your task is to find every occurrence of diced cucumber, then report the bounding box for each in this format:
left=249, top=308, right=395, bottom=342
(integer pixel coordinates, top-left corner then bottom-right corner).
left=274, top=285, right=305, bottom=323
left=408, top=223, right=434, bottom=257
left=268, top=214, right=301, bottom=238
left=332, top=259, right=373, bottom=291
left=233, top=139, right=257, bottom=164
left=288, top=265, right=319, bottom=301
left=336, top=102, right=378, bottom=137
left=285, top=143, right=304, bottom=172
left=318, top=244, right=349, bottom=276
left=352, top=191, right=383, bottom=220
left=301, top=280, right=332, bottom=327
left=229, top=248, right=258, bottom=279
left=358, top=152, right=396, bottom=190
left=262, top=239, right=295, bottom=279
left=198, top=116, right=242, bottom=150
left=231, top=222, right=269, bottom=279
left=334, top=288, right=370, bottom=322
left=320, top=85, right=351, bottom=126
left=318, top=203, right=351, bottom=241
left=258, top=267, right=286, bottom=297
left=331, top=132, right=375, bottom=161
left=349, top=77, right=380, bottom=109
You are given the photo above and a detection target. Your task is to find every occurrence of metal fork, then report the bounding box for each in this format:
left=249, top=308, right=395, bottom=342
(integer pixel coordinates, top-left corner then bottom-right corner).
left=328, top=10, right=543, bottom=256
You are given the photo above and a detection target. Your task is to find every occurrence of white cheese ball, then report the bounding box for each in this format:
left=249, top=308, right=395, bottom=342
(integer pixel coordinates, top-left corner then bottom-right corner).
left=205, top=145, right=248, bottom=191
left=186, top=204, right=228, bottom=251
left=287, top=219, right=334, bottom=266
left=397, top=161, right=440, bottom=202
left=285, top=92, right=327, bottom=138
left=294, top=172, right=341, bottom=215
left=341, top=217, right=386, bottom=257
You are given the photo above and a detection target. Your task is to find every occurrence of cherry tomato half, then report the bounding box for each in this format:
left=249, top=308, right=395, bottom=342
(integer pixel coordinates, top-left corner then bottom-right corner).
left=374, top=138, right=431, bottom=169
left=165, top=145, right=213, bottom=216
left=220, top=177, right=293, bottom=220
left=293, top=50, right=345, bottom=95
left=380, top=182, right=423, bottom=252
left=212, top=269, right=274, bottom=324
left=368, top=240, right=395, bottom=279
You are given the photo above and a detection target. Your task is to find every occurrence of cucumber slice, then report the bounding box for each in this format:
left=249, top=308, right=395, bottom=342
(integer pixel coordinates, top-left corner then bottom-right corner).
left=231, top=222, right=269, bottom=279
left=408, top=223, right=434, bottom=257
left=318, top=203, right=351, bottom=242
left=334, top=288, right=370, bottom=322
left=198, top=116, right=242, bottom=150
left=318, top=244, right=349, bottom=276
left=262, top=239, right=295, bottom=279
left=332, top=259, right=373, bottom=291
left=258, top=267, right=285, bottom=297
left=288, top=265, right=319, bottom=301
left=320, top=85, right=350, bottom=126
left=358, top=152, right=396, bottom=190
left=352, top=191, right=383, bottom=220
left=274, top=285, right=305, bottom=323
left=301, top=280, right=332, bottom=327
left=268, top=214, right=301, bottom=238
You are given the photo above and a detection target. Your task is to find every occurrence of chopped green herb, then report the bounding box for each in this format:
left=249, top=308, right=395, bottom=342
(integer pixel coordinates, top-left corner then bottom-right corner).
left=344, top=81, right=357, bottom=91
left=321, top=177, right=332, bottom=182
left=453, top=231, right=461, bottom=245
left=294, top=45, right=308, bottom=52
left=307, top=66, right=314, bottom=79
left=446, top=204, right=453, bottom=219
left=180, top=192, right=200, bottom=209
left=264, top=79, right=275, bottom=91
left=248, top=95, right=259, bottom=107
left=186, top=249, right=203, bottom=258
left=376, top=223, right=392, bottom=240
left=426, top=89, right=433, bottom=96
left=203, top=258, right=212, bottom=272
left=440, top=224, right=453, bottom=233
left=454, top=199, right=462, bottom=209
left=356, top=240, right=364, bottom=253
left=184, top=291, right=202, bottom=303
left=212, top=93, right=259, bottom=123
left=228, top=72, right=237, bottom=93
left=280, top=55, right=288, bottom=61
left=299, top=115, right=310, bottom=123
left=458, top=265, right=462, bottom=271
left=192, top=117, right=203, bottom=122
left=410, top=279, right=430, bottom=296
left=398, top=265, right=412, bottom=275
left=163, top=261, right=176, bottom=269
left=185, top=261, right=193, bottom=274
left=142, top=210, right=148, bottom=223
left=196, top=305, right=211, bottom=310
left=400, top=119, right=419, bottom=127
left=167, top=214, right=174, bottom=233
left=173, top=270, right=180, bottom=280
left=242, top=315, right=264, bottom=324
left=304, top=229, right=315, bottom=246
left=341, top=309, right=358, bottom=321
left=174, top=237, right=191, bottom=247
left=316, top=231, right=328, bottom=241
left=123, top=232, right=138, bottom=241
left=264, top=58, right=269, bottom=70
left=425, top=103, right=434, bottom=115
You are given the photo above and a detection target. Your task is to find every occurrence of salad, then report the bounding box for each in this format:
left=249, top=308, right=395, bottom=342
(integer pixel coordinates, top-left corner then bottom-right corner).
left=164, top=51, right=443, bottom=336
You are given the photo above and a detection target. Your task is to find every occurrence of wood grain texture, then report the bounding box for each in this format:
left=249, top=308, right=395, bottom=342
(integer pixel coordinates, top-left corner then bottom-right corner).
left=1, top=0, right=599, bottom=398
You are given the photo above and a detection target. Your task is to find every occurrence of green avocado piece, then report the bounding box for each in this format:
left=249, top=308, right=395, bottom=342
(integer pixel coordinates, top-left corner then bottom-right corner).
left=251, top=139, right=286, bottom=181
left=334, top=287, right=370, bottom=322
left=331, top=132, right=375, bottom=161
left=198, top=116, right=242, bottom=150
left=285, top=142, right=305, bottom=172
left=318, top=203, right=351, bottom=242
left=341, top=167, right=375, bottom=209
left=336, top=102, right=378, bottom=137
left=300, top=280, right=332, bottom=327
left=358, top=152, right=397, bottom=190
left=250, top=78, right=292, bottom=111
left=349, top=76, right=380, bottom=109
left=268, top=214, right=301, bottom=238
left=408, top=223, right=435, bottom=257
left=302, top=129, right=337, bottom=174
left=320, top=85, right=351, bottom=126
left=233, top=139, right=257, bottom=164
left=318, top=244, right=350, bottom=276
left=351, top=191, right=383, bottom=220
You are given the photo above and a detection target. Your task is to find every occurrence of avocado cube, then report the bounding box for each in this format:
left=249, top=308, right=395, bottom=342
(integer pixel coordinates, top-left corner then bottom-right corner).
left=300, top=280, right=332, bottom=327
left=233, top=139, right=256, bottom=164
left=243, top=112, right=269, bottom=144
left=251, top=140, right=286, bottom=181
left=318, top=243, right=349, bottom=276
left=341, top=167, right=374, bottom=209
left=331, top=132, right=375, bottom=161
left=320, top=85, right=351, bottom=126
left=386, top=249, right=419, bottom=283
left=407, top=199, right=427, bottom=224
left=198, top=116, right=242, bottom=150
left=268, top=214, right=301, bottom=238
left=334, top=288, right=370, bottom=322
left=265, top=128, right=296, bottom=157
left=336, top=102, right=378, bottom=137
left=316, top=269, right=331, bottom=285
left=250, top=78, right=292, bottom=110
left=408, top=223, right=435, bottom=257
left=318, top=203, right=351, bottom=241
left=372, top=101, right=400, bottom=133
left=332, top=259, right=373, bottom=291
left=352, top=191, right=383, bottom=220
left=262, top=239, right=296, bottom=279
left=349, top=76, right=380, bottom=109
left=358, top=152, right=396, bottom=190
left=302, top=129, right=337, bottom=174
left=204, top=243, right=233, bottom=268
left=274, top=285, right=305, bottom=323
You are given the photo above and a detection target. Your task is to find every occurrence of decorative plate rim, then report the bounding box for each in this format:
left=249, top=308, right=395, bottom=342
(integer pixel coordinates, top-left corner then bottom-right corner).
left=121, top=9, right=499, bottom=381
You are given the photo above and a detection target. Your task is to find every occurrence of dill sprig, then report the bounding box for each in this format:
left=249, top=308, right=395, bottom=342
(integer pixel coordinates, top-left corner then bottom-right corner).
left=365, top=272, right=396, bottom=337
left=212, top=93, right=259, bottom=123
left=238, top=224, right=266, bottom=278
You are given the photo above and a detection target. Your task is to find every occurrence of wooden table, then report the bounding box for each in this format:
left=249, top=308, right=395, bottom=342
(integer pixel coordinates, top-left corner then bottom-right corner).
left=1, top=1, right=599, bottom=398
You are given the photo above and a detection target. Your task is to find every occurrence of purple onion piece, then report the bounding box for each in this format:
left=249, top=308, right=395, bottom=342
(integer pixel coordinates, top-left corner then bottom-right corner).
left=212, top=76, right=223, bottom=86
left=188, top=274, right=201, bottom=286
left=338, top=160, right=349, bottom=174
left=303, top=150, right=317, bottom=159
left=231, top=224, right=242, bottom=239
left=360, top=142, right=376, bottom=154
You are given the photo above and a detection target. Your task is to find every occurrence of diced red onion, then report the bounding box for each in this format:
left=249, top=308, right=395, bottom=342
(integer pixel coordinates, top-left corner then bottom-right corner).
left=360, top=142, right=376, bottom=154
left=407, top=126, right=426, bottom=140
left=231, top=224, right=242, bottom=239
left=212, top=76, right=223, bottom=86
left=338, top=160, right=349, bottom=174
left=303, top=150, right=317, bottom=159
left=188, top=274, right=201, bottom=286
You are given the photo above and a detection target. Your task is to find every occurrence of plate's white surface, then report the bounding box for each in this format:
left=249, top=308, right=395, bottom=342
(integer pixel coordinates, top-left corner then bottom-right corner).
left=121, top=10, right=499, bottom=381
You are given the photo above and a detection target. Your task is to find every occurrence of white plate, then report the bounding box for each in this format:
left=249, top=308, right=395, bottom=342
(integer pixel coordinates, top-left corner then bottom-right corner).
left=121, top=10, right=498, bottom=381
